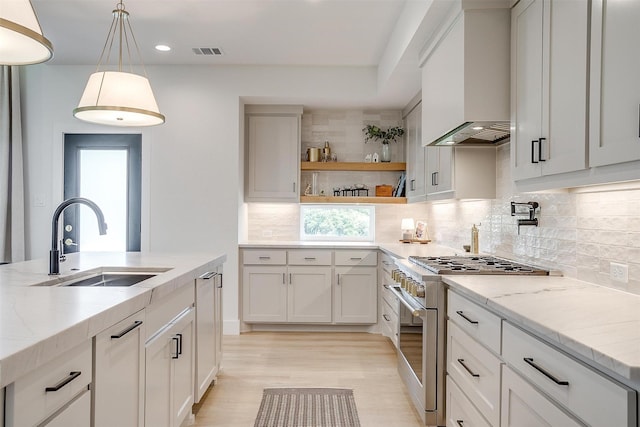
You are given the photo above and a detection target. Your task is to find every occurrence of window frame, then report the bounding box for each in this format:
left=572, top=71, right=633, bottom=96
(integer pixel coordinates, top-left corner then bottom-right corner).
left=300, top=204, right=375, bottom=242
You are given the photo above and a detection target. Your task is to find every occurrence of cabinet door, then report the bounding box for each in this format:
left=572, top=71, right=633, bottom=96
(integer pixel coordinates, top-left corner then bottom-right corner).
left=195, top=273, right=216, bottom=403
left=590, top=0, right=640, bottom=166
left=288, top=266, right=332, bottom=323
left=426, top=146, right=453, bottom=195
left=43, top=389, right=91, bottom=427
left=246, top=114, right=300, bottom=202
left=213, top=271, right=223, bottom=382
left=512, top=0, right=588, bottom=180
left=145, top=327, right=173, bottom=427
left=172, top=309, right=195, bottom=427
left=334, top=266, right=377, bottom=324
left=405, top=102, right=426, bottom=202
left=242, top=266, right=287, bottom=322
left=501, top=365, right=583, bottom=427
left=94, top=310, right=146, bottom=427
left=511, top=0, right=544, bottom=180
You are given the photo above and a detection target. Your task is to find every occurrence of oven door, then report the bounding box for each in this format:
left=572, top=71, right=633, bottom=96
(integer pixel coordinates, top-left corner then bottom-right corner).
left=390, top=286, right=439, bottom=418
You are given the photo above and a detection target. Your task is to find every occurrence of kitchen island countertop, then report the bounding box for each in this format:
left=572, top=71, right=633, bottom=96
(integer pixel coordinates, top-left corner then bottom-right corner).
left=0, top=251, right=226, bottom=388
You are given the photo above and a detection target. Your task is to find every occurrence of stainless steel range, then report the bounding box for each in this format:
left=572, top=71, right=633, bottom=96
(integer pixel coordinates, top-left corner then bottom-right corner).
left=388, top=255, right=549, bottom=426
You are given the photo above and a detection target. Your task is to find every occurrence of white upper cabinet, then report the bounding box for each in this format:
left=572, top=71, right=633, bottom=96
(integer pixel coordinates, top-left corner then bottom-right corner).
left=511, top=0, right=589, bottom=181
left=245, top=105, right=302, bottom=202
left=404, top=100, right=426, bottom=203
left=589, top=0, right=640, bottom=167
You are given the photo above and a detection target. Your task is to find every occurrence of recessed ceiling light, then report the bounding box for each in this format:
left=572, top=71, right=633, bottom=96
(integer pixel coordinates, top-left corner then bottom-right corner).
left=472, top=126, right=484, bottom=131
left=155, top=45, right=171, bottom=52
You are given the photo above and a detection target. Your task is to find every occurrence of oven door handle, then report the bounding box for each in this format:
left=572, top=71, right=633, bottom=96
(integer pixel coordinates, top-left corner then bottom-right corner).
left=388, top=285, right=426, bottom=317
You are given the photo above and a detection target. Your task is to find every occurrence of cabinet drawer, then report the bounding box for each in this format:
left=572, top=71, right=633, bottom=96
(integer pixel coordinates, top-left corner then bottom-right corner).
left=242, top=249, right=287, bottom=265
left=379, top=253, right=396, bottom=273
left=446, top=376, right=491, bottom=427
left=5, top=340, right=92, bottom=427
left=381, top=298, right=398, bottom=347
left=288, top=249, right=332, bottom=265
left=334, top=250, right=377, bottom=266
left=503, top=322, right=636, bottom=427
left=146, top=281, right=195, bottom=340
left=447, top=321, right=501, bottom=426
left=381, top=284, right=399, bottom=315
left=448, top=291, right=501, bottom=354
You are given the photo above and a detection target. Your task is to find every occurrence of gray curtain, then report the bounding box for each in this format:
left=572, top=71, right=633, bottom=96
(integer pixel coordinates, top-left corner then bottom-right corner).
left=0, top=66, right=25, bottom=263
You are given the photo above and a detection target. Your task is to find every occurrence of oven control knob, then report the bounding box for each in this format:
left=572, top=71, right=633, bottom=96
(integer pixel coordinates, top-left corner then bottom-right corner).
left=416, top=285, right=425, bottom=298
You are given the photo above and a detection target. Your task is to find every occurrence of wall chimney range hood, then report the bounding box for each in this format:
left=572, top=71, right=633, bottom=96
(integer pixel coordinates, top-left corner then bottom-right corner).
left=420, top=2, right=511, bottom=147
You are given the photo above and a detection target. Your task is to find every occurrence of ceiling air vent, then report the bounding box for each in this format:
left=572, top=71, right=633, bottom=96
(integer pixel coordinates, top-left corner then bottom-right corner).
left=192, top=47, right=223, bottom=56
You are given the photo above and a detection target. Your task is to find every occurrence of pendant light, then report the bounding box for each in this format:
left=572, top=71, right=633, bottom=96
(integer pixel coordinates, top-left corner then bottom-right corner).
left=73, top=1, right=165, bottom=127
left=0, top=0, right=53, bottom=65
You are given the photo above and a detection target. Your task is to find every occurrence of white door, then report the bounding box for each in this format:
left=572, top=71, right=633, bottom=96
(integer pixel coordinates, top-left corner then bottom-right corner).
left=405, top=102, right=426, bottom=201
left=172, top=309, right=195, bottom=427
left=242, top=266, right=287, bottom=322
left=94, top=311, right=145, bottom=427
left=511, top=0, right=544, bottom=180
left=288, top=266, right=332, bottom=323
left=501, top=366, right=582, bottom=427
left=195, top=274, right=215, bottom=403
left=589, top=0, right=640, bottom=166
left=247, top=115, right=299, bottom=201
left=145, top=328, right=173, bottom=427
left=334, top=266, right=377, bottom=324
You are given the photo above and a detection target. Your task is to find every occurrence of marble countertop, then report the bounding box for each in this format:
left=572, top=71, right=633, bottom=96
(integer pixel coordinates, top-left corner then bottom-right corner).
left=0, top=251, right=226, bottom=388
left=443, top=275, right=640, bottom=389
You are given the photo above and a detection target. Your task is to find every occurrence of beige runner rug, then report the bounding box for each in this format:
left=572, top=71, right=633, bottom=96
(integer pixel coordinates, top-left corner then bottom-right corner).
left=254, top=388, right=361, bottom=427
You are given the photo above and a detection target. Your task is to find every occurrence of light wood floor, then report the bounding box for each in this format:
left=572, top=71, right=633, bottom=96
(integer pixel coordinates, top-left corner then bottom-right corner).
left=192, top=332, right=425, bottom=427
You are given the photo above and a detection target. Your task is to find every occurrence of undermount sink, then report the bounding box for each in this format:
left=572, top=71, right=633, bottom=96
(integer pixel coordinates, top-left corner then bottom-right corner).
left=60, top=272, right=157, bottom=287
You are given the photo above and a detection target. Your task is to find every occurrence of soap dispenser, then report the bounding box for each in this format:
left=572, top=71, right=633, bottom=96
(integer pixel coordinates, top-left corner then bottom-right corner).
left=471, top=224, right=479, bottom=254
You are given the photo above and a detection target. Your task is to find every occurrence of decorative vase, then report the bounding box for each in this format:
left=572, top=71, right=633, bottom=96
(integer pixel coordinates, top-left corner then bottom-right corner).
left=381, top=144, right=391, bottom=162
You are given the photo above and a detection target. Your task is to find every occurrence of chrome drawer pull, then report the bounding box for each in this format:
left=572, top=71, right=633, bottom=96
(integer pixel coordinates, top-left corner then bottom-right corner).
left=456, top=310, right=479, bottom=325
left=304, top=257, right=317, bottom=260
left=111, top=320, right=143, bottom=339
left=523, top=357, right=569, bottom=386
left=350, top=257, right=362, bottom=260
left=258, top=256, right=271, bottom=260
left=456, top=421, right=464, bottom=427
left=45, top=371, right=81, bottom=392
left=457, top=359, right=480, bottom=378
left=199, top=271, right=217, bottom=280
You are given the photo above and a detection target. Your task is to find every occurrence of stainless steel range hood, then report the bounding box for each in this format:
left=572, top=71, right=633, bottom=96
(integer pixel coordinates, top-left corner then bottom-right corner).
left=429, top=121, right=511, bottom=146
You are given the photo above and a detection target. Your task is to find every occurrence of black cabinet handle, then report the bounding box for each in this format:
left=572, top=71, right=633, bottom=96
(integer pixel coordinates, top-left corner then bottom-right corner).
left=538, top=138, right=546, bottom=161
left=410, top=179, right=415, bottom=191
left=259, top=256, right=271, bottom=260
left=531, top=140, right=539, bottom=163
left=434, top=171, right=438, bottom=186
left=457, top=359, right=480, bottom=378
left=383, top=314, right=391, bottom=321
left=523, top=357, right=569, bottom=386
left=45, top=371, right=81, bottom=392
left=111, top=320, right=143, bottom=339
left=171, top=336, right=180, bottom=359
left=177, top=333, right=183, bottom=355
left=456, top=421, right=464, bottom=427
left=199, top=271, right=217, bottom=280
left=217, top=273, right=223, bottom=289
left=456, top=310, right=479, bottom=325
left=304, top=257, right=317, bottom=260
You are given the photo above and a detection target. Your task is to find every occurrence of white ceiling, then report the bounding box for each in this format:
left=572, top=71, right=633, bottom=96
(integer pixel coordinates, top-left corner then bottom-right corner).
left=31, top=0, right=452, bottom=108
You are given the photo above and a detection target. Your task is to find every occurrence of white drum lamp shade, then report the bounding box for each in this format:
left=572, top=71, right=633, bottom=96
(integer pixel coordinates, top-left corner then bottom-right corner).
left=74, top=71, right=165, bottom=127
left=0, top=0, right=53, bottom=65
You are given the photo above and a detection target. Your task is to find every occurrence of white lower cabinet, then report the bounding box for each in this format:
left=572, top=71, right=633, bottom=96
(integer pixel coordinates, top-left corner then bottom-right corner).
left=94, top=309, right=146, bottom=427
left=501, top=365, right=582, bottom=427
left=5, top=340, right=92, bottom=427
left=241, top=248, right=377, bottom=325
left=145, top=307, right=195, bottom=427
left=334, top=266, right=377, bottom=324
left=446, top=376, right=491, bottom=427
left=447, top=321, right=501, bottom=426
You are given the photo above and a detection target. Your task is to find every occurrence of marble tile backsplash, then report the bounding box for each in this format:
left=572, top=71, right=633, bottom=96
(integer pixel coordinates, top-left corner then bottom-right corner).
left=246, top=111, right=640, bottom=296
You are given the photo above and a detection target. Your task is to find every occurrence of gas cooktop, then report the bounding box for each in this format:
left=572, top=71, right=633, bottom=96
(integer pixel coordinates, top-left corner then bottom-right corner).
left=408, top=255, right=549, bottom=275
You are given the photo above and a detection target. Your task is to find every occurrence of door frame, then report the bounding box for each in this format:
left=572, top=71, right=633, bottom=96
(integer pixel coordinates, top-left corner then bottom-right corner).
left=63, top=133, right=142, bottom=252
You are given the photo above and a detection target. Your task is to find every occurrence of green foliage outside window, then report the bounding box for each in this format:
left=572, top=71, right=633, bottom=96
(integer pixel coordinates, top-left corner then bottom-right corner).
left=302, top=206, right=373, bottom=240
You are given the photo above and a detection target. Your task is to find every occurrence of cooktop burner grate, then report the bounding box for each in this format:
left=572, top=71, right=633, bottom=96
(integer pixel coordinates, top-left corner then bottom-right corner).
left=408, top=255, right=549, bottom=275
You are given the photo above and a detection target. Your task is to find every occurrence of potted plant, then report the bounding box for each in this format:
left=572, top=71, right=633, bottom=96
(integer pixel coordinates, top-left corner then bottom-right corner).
left=362, top=125, right=405, bottom=162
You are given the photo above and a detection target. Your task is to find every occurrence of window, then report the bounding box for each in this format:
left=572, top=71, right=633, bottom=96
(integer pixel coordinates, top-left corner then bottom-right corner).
left=300, top=205, right=375, bottom=241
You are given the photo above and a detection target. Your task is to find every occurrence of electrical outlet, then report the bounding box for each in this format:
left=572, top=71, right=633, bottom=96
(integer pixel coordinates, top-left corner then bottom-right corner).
left=610, top=262, right=628, bottom=283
